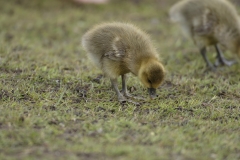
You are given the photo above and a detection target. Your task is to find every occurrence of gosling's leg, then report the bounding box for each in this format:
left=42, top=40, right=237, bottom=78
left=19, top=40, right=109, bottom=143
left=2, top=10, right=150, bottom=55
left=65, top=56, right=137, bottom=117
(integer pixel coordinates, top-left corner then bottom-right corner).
left=214, top=44, right=235, bottom=67
left=111, top=78, right=140, bottom=105
left=200, top=47, right=215, bottom=70
left=121, top=74, right=129, bottom=97
left=110, top=78, right=126, bottom=102
left=121, top=75, right=145, bottom=101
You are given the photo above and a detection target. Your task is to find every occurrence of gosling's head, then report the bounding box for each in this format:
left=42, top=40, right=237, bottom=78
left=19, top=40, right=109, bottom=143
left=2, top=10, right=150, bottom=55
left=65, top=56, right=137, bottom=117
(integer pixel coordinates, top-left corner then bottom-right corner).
left=138, top=59, right=165, bottom=99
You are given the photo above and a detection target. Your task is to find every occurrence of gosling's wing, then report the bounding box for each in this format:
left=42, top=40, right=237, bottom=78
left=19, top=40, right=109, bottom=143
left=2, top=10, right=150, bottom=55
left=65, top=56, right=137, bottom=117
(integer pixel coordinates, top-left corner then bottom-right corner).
left=193, top=9, right=217, bottom=36
left=104, top=49, right=125, bottom=61
left=104, top=36, right=126, bottom=61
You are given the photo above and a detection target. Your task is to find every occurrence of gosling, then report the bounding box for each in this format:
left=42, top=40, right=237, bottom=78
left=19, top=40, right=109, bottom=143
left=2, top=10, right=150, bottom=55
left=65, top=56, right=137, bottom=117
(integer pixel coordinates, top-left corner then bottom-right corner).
left=82, top=22, right=165, bottom=102
left=169, top=0, right=239, bottom=70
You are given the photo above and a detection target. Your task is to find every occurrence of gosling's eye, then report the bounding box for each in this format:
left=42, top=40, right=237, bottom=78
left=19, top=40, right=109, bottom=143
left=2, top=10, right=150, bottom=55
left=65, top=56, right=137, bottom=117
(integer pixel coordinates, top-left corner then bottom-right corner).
left=148, top=79, right=152, bottom=84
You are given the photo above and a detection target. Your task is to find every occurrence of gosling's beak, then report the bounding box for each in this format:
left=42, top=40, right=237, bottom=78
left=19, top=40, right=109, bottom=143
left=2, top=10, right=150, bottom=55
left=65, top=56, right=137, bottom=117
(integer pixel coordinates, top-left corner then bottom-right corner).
left=148, top=88, right=156, bottom=99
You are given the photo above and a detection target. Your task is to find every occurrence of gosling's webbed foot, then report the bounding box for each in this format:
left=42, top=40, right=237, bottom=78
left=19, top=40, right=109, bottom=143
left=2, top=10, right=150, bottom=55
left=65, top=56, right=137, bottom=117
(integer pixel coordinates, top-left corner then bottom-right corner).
left=214, top=58, right=236, bottom=67
left=118, top=94, right=127, bottom=103
left=121, top=90, right=146, bottom=101
left=126, top=99, right=141, bottom=106
left=214, top=44, right=236, bottom=67
left=205, top=64, right=217, bottom=72
left=117, top=94, right=141, bottom=106
left=209, top=66, right=217, bottom=71
left=119, top=97, right=141, bottom=106
left=130, top=95, right=146, bottom=101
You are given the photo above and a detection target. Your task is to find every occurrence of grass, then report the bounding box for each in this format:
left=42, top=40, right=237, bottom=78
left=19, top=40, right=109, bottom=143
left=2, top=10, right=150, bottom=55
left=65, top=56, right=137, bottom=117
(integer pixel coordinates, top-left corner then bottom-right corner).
left=0, top=0, right=240, bottom=159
